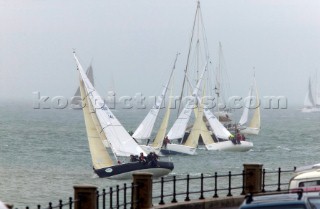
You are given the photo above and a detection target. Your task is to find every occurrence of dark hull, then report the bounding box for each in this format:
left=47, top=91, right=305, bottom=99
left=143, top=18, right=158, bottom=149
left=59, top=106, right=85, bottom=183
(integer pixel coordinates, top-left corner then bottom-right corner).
left=94, top=161, right=174, bottom=179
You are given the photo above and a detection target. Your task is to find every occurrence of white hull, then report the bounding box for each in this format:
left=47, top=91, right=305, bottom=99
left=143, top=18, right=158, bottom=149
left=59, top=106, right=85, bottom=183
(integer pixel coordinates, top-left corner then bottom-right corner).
left=162, top=144, right=197, bottom=155
left=301, top=107, right=320, bottom=113
left=205, top=141, right=253, bottom=152
left=107, top=167, right=172, bottom=180
left=240, top=127, right=260, bottom=135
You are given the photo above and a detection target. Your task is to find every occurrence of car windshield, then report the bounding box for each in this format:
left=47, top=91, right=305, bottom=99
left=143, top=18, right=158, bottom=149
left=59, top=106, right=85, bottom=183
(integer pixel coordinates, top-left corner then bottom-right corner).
left=309, top=197, right=320, bottom=209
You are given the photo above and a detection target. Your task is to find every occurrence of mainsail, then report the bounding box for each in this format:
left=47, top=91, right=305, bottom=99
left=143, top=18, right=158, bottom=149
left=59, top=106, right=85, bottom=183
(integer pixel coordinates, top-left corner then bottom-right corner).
left=132, top=54, right=178, bottom=140
left=184, top=103, right=204, bottom=148
left=74, top=53, right=146, bottom=157
left=248, top=80, right=261, bottom=131
left=238, top=75, right=261, bottom=135
left=203, top=108, right=232, bottom=140
left=238, top=86, right=252, bottom=126
left=79, top=76, right=114, bottom=168
left=151, top=77, right=174, bottom=149
left=304, top=77, right=316, bottom=108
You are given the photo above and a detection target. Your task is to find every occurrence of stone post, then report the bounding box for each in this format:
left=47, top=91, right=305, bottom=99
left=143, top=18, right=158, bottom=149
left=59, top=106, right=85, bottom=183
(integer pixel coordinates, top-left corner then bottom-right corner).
left=74, top=185, right=97, bottom=209
left=132, top=172, right=153, bottom=209
left=243, top=163, right=263, bottom=194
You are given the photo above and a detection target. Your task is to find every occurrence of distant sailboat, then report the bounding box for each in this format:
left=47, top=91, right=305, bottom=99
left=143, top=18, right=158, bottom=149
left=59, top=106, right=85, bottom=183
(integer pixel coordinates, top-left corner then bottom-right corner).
left=214, top=42, right=232, bottom=124
left=132, top=54, right=177, bottom=144
left=70, top=64, right=94, bottom=108
left=302, top=76, right=320, bottom=113
left=74, top=52, right=174, bottom=179
left=136, top=54, right=178, bottom=154
left=238, top=74, right=261, bottom=135
left=164, top=65, right=208, bottom=155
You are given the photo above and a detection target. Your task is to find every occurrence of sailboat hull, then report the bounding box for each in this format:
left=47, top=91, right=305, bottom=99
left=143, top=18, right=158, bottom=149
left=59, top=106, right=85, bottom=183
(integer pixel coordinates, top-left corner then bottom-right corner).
left=205, top=141, right=253, bottom=152
left=240, top=127, right=260, bottom=135
left=301, top=107, right=320, bottom=113
left=94, top=161, right=174, bottom=180
left=161, top=144, right=197, bottom=155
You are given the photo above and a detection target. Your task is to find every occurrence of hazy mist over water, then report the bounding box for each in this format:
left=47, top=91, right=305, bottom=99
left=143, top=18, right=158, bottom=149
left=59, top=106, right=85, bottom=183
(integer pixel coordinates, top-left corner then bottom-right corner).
left=1, top=0, right=320, bottom=106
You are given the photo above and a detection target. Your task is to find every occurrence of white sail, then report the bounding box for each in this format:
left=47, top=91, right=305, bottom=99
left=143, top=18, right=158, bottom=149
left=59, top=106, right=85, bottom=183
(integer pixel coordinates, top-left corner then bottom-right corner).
left=74, top=53, right=146, bottom=157
left=304, top=77, right=316, bottom=108
left=239, top=75, right=261, bottom=135
left=167, top=64, right=207, bottom=140
left=203, top=107, right=231, bottom=140
left=238, top=86, right=252, bottom=126
left=132, top=56, right=177, bottom=140
left=151, top=78, right=174, bottom=149
left=79, top=76, right=114, bottom=168
left=248, top=79, right=261, bottom=131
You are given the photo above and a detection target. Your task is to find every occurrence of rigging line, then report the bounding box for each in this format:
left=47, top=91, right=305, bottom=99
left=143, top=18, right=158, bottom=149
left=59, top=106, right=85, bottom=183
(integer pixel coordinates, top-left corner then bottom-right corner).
left=177, top=1, right=200, bottom=117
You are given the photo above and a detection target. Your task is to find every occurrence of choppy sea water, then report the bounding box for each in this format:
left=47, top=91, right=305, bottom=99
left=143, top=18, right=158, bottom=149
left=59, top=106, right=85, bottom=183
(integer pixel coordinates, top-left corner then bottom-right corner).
left=0, top=102, right=319, bottom=208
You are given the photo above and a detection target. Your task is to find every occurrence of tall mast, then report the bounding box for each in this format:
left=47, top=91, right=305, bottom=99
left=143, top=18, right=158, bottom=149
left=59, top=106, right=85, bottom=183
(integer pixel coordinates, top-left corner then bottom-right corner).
left=177, top=1, right=201, bottom=116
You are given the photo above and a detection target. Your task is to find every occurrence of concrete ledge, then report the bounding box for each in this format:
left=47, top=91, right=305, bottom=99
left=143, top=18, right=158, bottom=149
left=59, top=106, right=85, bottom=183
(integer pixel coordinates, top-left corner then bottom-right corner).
left=153, top=196, right=245, bottom=209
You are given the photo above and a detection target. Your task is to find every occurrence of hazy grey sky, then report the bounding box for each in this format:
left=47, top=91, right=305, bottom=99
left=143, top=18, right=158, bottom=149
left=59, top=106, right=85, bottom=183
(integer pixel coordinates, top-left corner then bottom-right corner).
left=1, top=0, right=319, bottom=106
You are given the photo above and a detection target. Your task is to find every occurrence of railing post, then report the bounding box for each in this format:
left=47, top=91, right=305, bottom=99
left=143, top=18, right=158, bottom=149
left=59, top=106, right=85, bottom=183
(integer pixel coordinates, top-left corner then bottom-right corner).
left=110, top=187, right=113, bottom=209
left=185, top=174, right=190, bottom=201
left=124, top=183, right=127, bottom=209
left=199, top=173, right=205, bottom=199
left=96, top=190, right=99, bottom=209
left=74, top=185, right=97, bottom=209
left=69, top=197, right=73, bottom=209
left=171, top=176, right=177, bottom=203
left=277, top=167, right=281, bottom=191
left=116, top=185, right=120, bottom=209
left=262, top=169, right=266, bottom=192
left=243, top=164, right=263, bottom=194
left=132, top=172, right=153, bottom=209
left=241, top=170, right=245, bottom=195
left=227, top=171, right=232, bottom=197
left=159, top=177, right=165, bottom=205
left=213, top=172, right=219, bottom=198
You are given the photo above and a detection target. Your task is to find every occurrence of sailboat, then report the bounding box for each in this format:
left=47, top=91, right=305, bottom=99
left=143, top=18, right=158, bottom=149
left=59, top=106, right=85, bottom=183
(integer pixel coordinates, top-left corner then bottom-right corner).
left=213, top=42, right=233, bottom=125
left=135, top=54, right=178, bottom=154
left=163, top=65, right=208, bottom=155
left=73, top=52, right=174, bottom=179
left=238, top=74, right=261, bottom=135
left=204, top=107, right=253, bottom=152
left=301, top=77, right=320, bottom=113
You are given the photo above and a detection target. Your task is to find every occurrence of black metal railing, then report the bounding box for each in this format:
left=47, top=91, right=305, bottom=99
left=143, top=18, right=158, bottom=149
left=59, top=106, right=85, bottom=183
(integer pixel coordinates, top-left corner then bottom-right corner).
left=152, top=167, right=296, bottom=205
left=261, top=167, right=296, bottom=192
left=153, top=171, right=245, bottom=205
left=21, top=197, right=78, bottom=209
left=16, top=166, right=296, bottom=209
left=96, top=183, right=139, bottom=209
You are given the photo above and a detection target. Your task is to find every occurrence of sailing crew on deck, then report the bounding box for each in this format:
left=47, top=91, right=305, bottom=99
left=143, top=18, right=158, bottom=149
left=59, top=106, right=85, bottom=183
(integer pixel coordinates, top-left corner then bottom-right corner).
left=163, top=136, right=170, bottom=148
left=139, top=152, right=146, bottom=164
left=236, top=133, right=242, bottom=144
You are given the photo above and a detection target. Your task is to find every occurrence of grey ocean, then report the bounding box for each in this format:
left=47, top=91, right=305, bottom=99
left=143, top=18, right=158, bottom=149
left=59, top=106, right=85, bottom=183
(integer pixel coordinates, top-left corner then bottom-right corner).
left=0, top=102, right=319, bottom=208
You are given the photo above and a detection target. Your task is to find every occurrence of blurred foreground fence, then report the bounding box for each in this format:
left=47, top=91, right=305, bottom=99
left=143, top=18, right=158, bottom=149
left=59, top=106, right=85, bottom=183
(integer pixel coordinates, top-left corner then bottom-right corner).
left=14, top=164, right=296, bottom=209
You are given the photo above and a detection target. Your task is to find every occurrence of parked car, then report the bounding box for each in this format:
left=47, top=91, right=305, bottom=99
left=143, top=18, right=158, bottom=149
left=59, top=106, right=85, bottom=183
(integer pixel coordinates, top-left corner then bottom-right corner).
left=238, top=191, right=320, bottom=209
left=289, top=167, right=320, bottom=192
